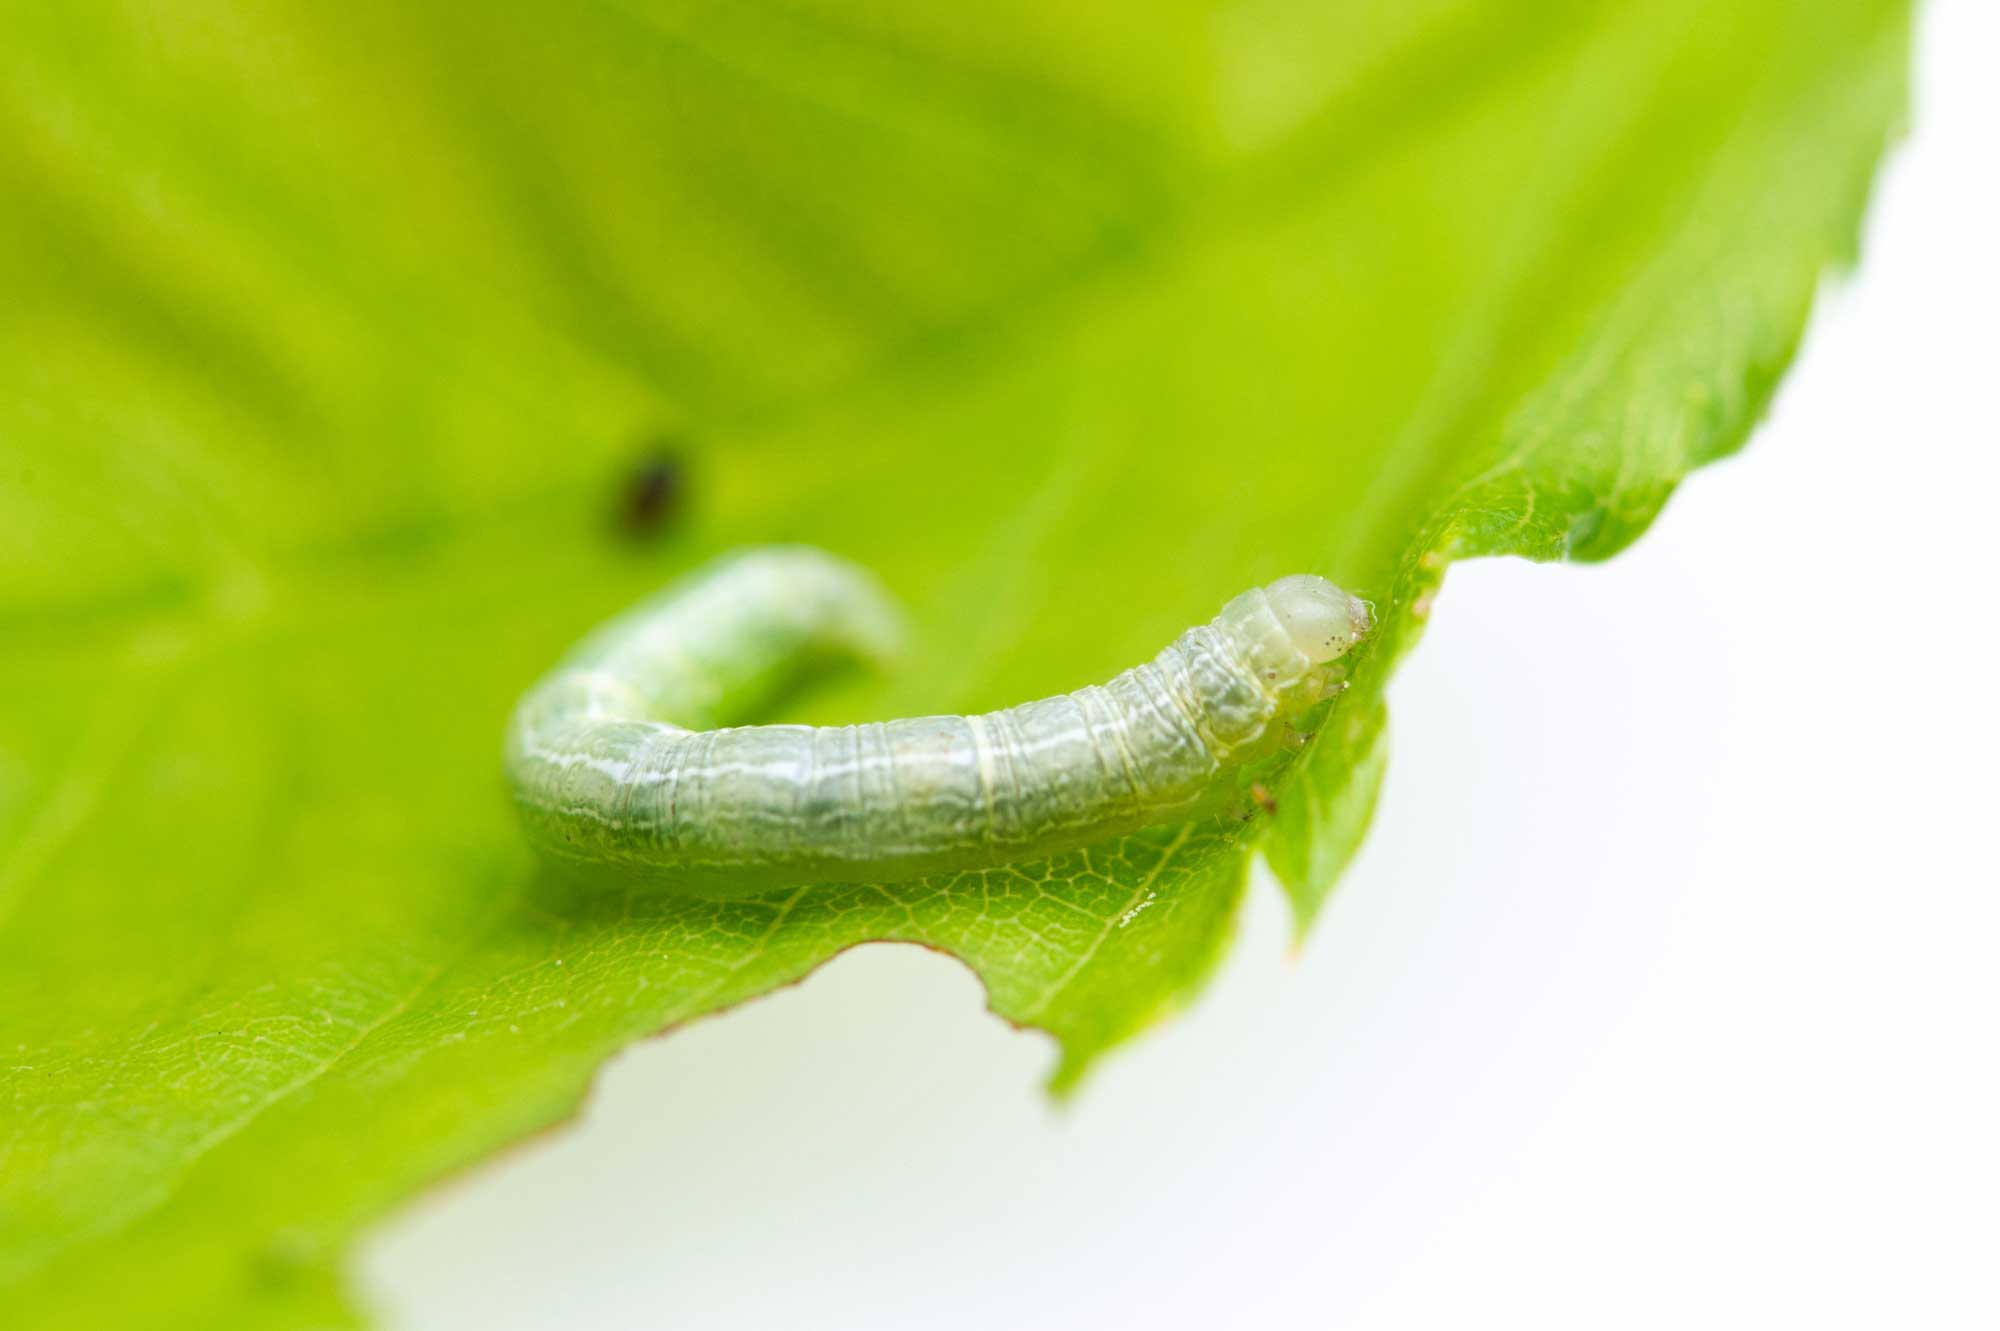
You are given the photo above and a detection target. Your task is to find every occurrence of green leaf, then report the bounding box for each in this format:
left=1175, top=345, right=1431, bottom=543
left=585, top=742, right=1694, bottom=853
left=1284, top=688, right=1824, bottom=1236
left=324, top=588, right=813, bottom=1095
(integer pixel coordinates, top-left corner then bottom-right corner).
left=0, top=0, right=1907, bottom=1325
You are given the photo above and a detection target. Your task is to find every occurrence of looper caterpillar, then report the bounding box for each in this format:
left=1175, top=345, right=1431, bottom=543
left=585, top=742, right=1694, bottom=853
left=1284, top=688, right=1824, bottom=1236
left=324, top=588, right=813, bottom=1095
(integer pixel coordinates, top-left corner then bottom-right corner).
left=506, top=547, right=1372, bottom=897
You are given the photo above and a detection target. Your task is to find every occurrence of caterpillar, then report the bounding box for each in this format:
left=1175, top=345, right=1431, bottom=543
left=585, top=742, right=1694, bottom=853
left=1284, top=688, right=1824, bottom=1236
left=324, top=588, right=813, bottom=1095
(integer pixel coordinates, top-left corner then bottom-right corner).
left=506, top=547, right=1372, bottom=898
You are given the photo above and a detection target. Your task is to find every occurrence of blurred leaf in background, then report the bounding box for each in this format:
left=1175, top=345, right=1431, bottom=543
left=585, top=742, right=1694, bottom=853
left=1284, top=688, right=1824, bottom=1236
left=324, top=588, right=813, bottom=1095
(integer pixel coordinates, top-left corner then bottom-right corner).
left=0, top=0, right=1908, bottom=1326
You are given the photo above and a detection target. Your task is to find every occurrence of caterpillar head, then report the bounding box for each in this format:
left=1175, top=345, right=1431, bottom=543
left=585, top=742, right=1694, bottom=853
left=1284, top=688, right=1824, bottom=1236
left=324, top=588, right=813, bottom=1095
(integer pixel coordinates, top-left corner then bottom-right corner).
left=1264, top=574, right=1373, bottom=668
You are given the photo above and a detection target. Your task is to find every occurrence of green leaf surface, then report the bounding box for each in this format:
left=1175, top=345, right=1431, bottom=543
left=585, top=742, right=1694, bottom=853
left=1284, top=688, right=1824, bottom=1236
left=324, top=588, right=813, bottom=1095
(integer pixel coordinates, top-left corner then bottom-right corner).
left=0, top=0, right=1907, bottom=1325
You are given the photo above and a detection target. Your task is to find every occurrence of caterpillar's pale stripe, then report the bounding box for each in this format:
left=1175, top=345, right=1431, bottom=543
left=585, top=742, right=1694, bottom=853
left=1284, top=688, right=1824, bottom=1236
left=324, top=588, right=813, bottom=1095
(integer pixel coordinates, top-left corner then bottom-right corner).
left=506, top=547, right=1372, bottom=897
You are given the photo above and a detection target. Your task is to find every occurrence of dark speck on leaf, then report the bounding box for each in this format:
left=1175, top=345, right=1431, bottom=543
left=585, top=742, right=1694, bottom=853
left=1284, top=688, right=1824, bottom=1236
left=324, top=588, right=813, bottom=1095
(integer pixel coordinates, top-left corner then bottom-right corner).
left=616, top=444, right=687, bottom=538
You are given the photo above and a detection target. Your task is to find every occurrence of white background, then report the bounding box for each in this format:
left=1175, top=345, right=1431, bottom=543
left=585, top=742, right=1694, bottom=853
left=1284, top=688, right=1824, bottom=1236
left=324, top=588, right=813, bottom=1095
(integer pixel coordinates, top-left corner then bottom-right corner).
left=366, top=3, right=1999, bottom=1326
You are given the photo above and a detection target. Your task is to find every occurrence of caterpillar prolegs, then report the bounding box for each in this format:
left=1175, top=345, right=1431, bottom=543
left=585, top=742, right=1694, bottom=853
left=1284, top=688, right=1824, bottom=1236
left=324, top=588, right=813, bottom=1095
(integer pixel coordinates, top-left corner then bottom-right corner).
left=506, top=548, right=1373, bottom=898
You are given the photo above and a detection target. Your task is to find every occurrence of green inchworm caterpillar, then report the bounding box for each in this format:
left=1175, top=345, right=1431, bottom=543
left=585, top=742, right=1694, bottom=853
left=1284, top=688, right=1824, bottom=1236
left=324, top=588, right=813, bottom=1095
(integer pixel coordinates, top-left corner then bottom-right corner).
left=506, top=547, right=1372, bottom=898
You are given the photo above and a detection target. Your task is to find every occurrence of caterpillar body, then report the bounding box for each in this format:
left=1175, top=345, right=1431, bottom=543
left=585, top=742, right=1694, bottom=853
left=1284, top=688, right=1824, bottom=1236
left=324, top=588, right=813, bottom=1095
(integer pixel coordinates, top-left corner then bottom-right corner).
left=507, top=548, right=1372, bottom=898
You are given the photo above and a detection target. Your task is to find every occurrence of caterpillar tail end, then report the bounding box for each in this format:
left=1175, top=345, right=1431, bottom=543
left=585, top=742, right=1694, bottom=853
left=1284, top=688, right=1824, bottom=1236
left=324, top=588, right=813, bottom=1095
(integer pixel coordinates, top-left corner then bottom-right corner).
left=724, top=544, right=909, bottom=671
left=826, top=561, right=908, bottom=671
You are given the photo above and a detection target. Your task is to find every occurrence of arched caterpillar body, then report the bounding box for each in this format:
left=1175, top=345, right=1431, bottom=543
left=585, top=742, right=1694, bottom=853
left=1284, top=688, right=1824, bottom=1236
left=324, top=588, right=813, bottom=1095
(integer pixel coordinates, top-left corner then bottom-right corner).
left=507, top=548, right=1372, bottom=898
